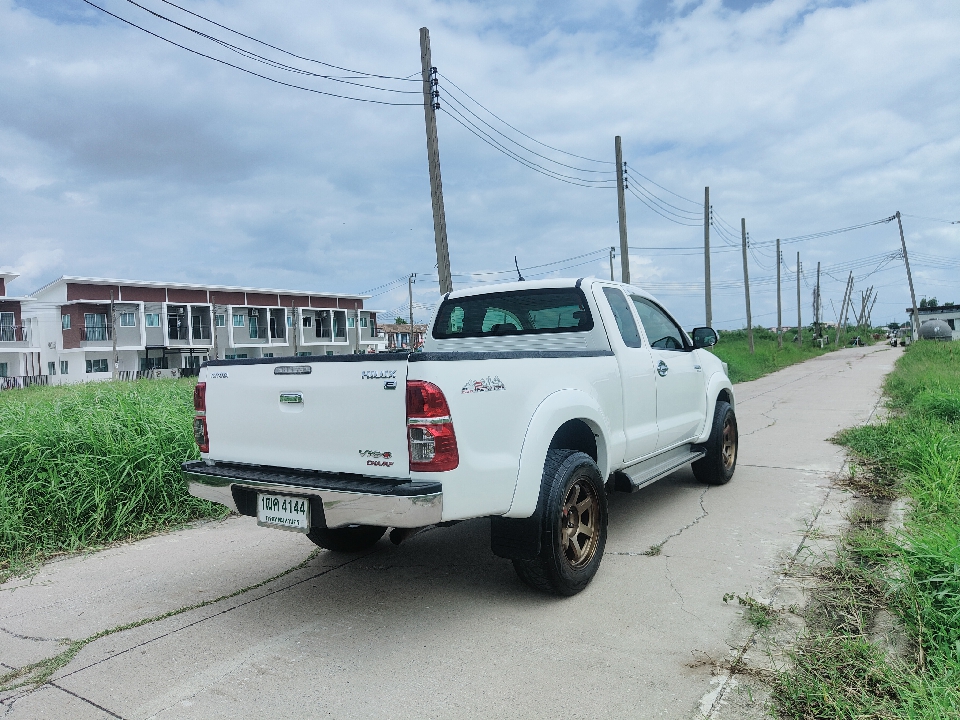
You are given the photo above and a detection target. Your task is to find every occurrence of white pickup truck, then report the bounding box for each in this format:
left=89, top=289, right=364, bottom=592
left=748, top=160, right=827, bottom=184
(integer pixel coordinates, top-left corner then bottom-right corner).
left=184, top=279, right=737, bottom=595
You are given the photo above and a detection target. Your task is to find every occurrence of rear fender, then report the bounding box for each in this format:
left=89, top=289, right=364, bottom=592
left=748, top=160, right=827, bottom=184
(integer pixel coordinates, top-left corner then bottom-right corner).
left=505, top=389, right=611, bottom=519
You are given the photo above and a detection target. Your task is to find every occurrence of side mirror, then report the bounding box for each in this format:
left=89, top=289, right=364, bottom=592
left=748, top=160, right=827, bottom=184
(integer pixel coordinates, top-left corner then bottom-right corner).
left=692, top=327, right=718, bottom=349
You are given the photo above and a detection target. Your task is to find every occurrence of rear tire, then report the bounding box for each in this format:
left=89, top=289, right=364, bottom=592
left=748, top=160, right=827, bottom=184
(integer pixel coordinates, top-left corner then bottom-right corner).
left=692, top=401, right=738, bottom=485
left=307, top=525, right=386, bottom=552
left=513, top=450, right=608, bottom=596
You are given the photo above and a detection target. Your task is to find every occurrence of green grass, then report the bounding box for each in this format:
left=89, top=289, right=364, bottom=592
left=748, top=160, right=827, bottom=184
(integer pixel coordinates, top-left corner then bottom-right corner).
left=0, top=379, right=227, bottom=576
left=773, top=341, right=960, bottom=719
left=711, top=326, right=871, bottom=384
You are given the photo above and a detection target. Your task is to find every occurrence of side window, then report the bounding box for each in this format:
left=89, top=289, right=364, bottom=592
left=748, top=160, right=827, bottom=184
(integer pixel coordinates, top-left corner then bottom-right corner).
left=631, top=297, right=686, bottom=351
left=602, top=287, right=643, bottom=348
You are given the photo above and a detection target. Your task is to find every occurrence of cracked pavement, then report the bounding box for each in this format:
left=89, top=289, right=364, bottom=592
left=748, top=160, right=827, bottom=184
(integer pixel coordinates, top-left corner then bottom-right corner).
left=0, top=344, right=899, bottom=719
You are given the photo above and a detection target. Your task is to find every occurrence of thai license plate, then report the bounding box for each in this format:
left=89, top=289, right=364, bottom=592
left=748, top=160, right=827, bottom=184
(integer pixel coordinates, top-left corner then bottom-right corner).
left=257, top=493, right=311, bottom=533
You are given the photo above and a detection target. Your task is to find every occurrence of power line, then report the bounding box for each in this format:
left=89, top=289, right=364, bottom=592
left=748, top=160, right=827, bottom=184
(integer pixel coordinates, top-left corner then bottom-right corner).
left=626, top=185, right=701, bottom=226
left=901, top=213, right=960, bottom=225
left=437, top=71, right=613, bottom=166
left=156, top=0, right=419, bottom=81
left=81, top=0, right=422, bottom=106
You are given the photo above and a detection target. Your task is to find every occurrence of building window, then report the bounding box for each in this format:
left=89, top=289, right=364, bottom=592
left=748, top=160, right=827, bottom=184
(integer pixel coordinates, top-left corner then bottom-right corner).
left=62, top=314, right=71, bottom=330
left=359, top=317, right=368, bottom=328
left=48, top=362, right=56, bottom=376
left=120, top=312, right=136, bottom=327
left=296, top=351, right=312, bottom=357
left=347, top=316, right=356, bottom=329
left=224, top=353, right=248, bottom=360
left=86, top=358, right=109, bottom=374
left=302, top=315, right=312, bottom=328
left=60, top=360, right=69, bottom=375
left=233, top=314, right=245, bottom=327
left=0, top=362, right=8, bottom=378
left=249, top=315, right=259, bottom=338
left=263, top=352, right=274, bottom=358
left=83, top=314, right=109, bottom=342
left=215, top=314, right=225, bottom=327
left=286, top=316, right=293, bottom=328
left=325, top=351, right=334, bottom=356
left=145, top=313, right=160, bottom=327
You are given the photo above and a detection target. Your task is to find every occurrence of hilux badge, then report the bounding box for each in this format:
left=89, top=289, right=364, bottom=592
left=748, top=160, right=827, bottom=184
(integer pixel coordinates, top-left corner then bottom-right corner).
left=361, top=370, right=397, bottom=380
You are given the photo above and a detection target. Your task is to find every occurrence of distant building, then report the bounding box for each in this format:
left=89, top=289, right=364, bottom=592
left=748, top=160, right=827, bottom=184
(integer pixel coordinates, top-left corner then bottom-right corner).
left=906, top=303, right=960, bottom=340
left=378, top=323, right=428, bottom=350
left=1, top=274, right=387, bottom=385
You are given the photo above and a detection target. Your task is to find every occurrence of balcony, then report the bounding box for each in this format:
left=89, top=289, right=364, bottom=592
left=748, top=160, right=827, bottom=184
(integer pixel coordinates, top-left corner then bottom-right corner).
left=192, top=325, right=211, bottom=341
left=81, top=325, right=113, bottom=342
left=0, top=326, right=30, bottom=343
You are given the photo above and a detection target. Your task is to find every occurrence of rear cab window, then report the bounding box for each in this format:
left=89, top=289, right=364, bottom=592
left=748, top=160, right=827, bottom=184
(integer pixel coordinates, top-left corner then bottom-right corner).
left=433, top=288, right=594, bottom=340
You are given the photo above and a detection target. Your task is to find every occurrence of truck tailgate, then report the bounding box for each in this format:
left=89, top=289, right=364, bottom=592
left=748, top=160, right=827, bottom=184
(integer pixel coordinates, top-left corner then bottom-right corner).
left=203, top=357, right=409, bottom=477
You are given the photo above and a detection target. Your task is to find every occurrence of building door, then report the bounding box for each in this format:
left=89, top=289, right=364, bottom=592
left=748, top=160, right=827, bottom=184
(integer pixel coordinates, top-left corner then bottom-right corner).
left=0, top=312, right=13, bottom=342
left=84, top=313, right=107, bottom=341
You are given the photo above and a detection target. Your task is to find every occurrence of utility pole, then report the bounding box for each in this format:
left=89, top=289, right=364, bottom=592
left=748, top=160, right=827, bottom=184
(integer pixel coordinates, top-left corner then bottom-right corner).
left=615, top=136, right=630, bottom=284
left=110, top=289, right=118, bottom=380
left=704, top=187, right=712, bottom=327
left=741, top=218, right=754, bottom=354
left=835, top=272, right=853, bottom=346
left=419, top=28, right=453, bottom=295
left=815, top=262, right=821, bottom=340
left=609, top=247, right=616, bottom=281
left=896, top=211, right=920, bottom=341
left=867, top=293, right=878, bottom=329
left=796, top=252, right=802, bottom=347
left=408, top=273, right=417, bottom=327
left=776, top=238, right=782, bottom=349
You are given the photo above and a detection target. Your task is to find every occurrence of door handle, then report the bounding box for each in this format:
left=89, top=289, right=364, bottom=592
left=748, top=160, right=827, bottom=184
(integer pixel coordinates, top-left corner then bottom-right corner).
left=657, top=360, right=669, bottom=377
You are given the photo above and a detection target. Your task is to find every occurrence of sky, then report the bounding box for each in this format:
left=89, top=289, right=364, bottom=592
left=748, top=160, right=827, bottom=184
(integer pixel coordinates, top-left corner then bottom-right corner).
left=0, top=0, right=957, bottom=329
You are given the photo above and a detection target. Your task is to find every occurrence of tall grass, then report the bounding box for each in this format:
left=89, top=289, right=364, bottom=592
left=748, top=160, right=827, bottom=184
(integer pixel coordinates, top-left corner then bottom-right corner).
left=711, top=326, right=862, bottom=383
left=0, top=379, right=226, bottom=573
left=775, top=341, right=960, bottom=718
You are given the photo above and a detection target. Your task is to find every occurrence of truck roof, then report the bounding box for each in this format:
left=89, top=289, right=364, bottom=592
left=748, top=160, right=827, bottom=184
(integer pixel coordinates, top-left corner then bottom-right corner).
left=444, top=278, right=659, bottom=303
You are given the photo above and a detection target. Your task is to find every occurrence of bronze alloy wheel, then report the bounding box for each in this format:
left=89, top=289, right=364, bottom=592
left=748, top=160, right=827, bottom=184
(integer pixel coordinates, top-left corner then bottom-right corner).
left=560, top=477, right=601, bottom=569
left=721, top=416, right=737, bottom=470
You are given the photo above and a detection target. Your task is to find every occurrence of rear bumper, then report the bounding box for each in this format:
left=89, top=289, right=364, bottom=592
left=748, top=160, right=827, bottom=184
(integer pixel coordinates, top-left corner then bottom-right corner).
left=183, top=461, right=442, bottom=529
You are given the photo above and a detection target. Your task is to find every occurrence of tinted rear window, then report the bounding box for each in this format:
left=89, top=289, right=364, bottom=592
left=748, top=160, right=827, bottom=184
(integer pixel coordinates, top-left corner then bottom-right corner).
left=433, top=288, right=594, bottom=340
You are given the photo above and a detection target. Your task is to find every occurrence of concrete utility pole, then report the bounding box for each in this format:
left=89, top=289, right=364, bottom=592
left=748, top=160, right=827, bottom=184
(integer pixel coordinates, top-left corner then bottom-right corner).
left=704, top=186, right=712, bottom=327
left=776, top=239, right=783, bottom=349
left=815, top=262, right=821, bottom=339
left=796, top=252, right=802, bottom=347
left=419, top=28, right=453, bottom=295
left=741, top=218, right=754, bottom=354
left=896, top=211, right=920, bottom=341
left=408, top=273, right=417, bottom=327
left=609, top=247, right=616, bottom=281
left=615, top=136, right=630, bottom=284
left=110, top=289, right=118, bottom=380
left=835, top=272, right=853, bottom=346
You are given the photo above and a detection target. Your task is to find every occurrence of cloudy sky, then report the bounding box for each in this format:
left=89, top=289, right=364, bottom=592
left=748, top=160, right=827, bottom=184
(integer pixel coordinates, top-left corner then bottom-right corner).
left=1, top=0, right=957, bottom=328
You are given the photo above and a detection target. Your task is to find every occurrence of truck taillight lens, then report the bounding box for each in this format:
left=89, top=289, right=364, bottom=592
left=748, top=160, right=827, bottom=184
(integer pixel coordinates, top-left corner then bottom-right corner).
left=193, top=416, right=209, bottom=453
left=194, top=382, right=206, bottom=413
left=407, top=380, right=458, bottom=472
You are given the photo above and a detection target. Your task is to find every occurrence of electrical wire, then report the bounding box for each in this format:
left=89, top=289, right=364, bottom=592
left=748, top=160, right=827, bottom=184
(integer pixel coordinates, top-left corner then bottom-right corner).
left=901, top=213, right=960, bottom=225
left=157, top=0, right=419, bottom=81
left=81, top=0, right=422, bottom=106
left=626, top=185, right=701, bottom=226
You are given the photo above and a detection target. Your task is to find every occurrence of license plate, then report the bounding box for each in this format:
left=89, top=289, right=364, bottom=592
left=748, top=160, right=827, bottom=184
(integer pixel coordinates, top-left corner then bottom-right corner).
left=257, top=493, right=311, bottom=533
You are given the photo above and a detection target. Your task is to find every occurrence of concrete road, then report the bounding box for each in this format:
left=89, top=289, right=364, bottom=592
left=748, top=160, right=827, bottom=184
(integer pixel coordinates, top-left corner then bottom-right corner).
left=0, top=345, right=899, bottom=719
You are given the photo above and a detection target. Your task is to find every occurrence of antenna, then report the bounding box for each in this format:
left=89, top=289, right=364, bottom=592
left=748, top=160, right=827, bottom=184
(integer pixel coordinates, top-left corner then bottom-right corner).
left=514, top=256, right=525, bottom=281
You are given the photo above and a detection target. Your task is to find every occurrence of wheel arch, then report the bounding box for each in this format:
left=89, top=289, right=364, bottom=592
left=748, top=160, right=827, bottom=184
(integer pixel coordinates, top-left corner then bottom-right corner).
left=504, top=390, right=611, bottom=519
left=694, top=372, right=736, bottom=444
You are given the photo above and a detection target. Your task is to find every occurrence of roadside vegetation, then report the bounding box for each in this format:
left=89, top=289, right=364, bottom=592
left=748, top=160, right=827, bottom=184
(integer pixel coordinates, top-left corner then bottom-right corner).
left=712, top=326, right=876, bottom=384
left=0, top=379, right=226, bottom=578
left=773, top=341, right=960, bottom=718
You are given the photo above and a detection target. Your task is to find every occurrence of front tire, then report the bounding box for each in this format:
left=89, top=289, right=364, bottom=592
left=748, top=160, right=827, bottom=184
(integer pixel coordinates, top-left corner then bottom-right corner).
left=307, top=525, right=386, bottom=552
left=513, top=450, right=608, bottom=596
left=692, top=401, right=738, bottom=485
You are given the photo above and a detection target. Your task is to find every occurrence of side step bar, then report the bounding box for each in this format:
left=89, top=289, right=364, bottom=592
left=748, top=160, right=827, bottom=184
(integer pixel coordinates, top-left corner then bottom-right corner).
left=618, top=445, right=706, bottom=492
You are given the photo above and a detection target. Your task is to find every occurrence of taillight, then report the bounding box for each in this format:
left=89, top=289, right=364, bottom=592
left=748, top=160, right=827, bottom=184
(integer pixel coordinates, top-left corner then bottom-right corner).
left=194, top=382, right=206, bottom=413
left=193, top=382, right=208, bottom=452
left=406, top=380, right=458, bottom=472
left=193, top=416, right=209, bottom=453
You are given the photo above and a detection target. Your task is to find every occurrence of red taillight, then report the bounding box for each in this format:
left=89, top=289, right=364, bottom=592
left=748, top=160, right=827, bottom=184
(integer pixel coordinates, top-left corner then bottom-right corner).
left=193, top=416, right=209, bottom=453
left=194, top=382, right=206, bottom=413
left=406, top=380, right=458, bottom=472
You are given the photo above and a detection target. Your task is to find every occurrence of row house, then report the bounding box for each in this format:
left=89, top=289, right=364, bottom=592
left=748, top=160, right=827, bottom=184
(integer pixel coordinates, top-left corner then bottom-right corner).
left=5, top=275, right=383, bottom=384
left=0, top=272, right=42, bottom=379
left=378, top=323, right=428, bottom=350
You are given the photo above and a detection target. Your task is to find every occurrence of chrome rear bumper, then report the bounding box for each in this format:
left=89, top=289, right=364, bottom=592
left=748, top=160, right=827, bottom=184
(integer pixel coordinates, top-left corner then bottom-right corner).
left=183, top=461, right=442, bottom=529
